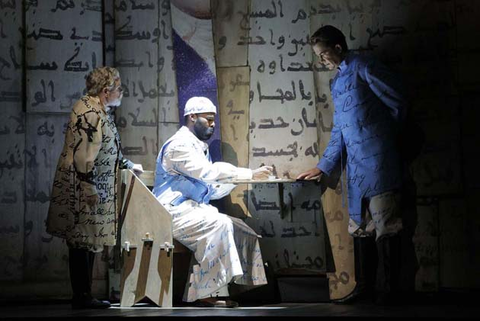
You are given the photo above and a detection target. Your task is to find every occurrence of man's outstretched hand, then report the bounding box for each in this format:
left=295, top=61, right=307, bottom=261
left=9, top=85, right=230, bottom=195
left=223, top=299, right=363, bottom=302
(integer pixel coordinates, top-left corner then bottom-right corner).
left=296, top=167, right=323, bottom=181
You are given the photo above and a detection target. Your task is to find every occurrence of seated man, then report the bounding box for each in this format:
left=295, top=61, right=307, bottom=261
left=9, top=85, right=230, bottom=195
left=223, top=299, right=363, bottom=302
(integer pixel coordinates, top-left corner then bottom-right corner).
left=153, top=96, right=272, bottom=308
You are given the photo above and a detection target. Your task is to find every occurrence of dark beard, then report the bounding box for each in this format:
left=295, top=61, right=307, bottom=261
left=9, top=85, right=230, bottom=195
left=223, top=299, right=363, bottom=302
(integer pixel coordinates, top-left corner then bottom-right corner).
left=194, top=122, right=214, bottom=141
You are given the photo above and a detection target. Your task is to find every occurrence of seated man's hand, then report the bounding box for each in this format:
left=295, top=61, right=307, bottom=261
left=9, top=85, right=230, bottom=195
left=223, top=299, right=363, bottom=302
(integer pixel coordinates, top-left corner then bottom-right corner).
left=252, top=166, right=273, bottom=180
left=132, top=163, right=144, bottom=175
left=296, top=167, right=323, bottom=181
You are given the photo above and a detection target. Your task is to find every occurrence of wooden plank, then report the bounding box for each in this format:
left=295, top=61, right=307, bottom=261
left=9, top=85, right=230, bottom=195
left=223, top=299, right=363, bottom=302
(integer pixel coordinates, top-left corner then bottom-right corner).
left=217, top=67, right=250, bottom=169
left=114, top=0, right=161, bottom=170
left=119, top=248, right=137, bottom=304
left=308, top=0, right=360, bottom=300
left=134, top=243, right=153, bottom=304
left=119, top=170, right=173, bottom=307
left=217, top=66, right=250, bottom=218
left=239, top=0, right=328, bottom=280
left=158, top=1, right=179, bottom=123
left=248, top=0, right=318, bottom=178
left=212, top=0, right=249, bottom=67
left=104, top=0, right=115, bottom=66
left=120, top=245, right=143, bottom=306
left=25, top=0, right=103, bottom=113
left=120, top=170, right=173, bottom=250
left=136, top=170, right=155, bottom=188
left=321, top=186, right=355, bottom=300
left=309, top=0, right=374, bottom=52
left=146, top=241, right=173, bottom=307
left=158, top=122, right=181, bottom=157
left=170, top=0, right=222, bottom=161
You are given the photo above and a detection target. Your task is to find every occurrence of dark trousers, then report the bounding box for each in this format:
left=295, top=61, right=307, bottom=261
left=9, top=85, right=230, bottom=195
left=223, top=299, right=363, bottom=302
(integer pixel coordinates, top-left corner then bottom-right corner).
left=68, top=247, right=96, bottom=298
left=356, top=172, right=419, bottom=300
left=352, top=231, right=417, bottom=302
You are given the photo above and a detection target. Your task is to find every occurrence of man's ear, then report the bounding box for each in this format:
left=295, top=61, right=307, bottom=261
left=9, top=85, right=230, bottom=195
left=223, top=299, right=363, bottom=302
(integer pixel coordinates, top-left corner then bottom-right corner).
left=335, top=44, right=342, bottom=54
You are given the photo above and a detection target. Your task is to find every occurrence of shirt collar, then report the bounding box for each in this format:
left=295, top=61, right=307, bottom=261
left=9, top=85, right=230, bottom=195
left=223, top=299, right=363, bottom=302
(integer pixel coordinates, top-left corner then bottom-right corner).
left=87, top=95, right=107, bottom=115
left=337, top=52, right=352, bottom=73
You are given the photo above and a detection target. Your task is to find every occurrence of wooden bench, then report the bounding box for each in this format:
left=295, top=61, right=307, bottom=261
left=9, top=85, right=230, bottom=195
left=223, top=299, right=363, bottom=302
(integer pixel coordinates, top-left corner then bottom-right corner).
left=130, top=170, right=189, bottom=254
left=117, top=169, right=190, bottom=307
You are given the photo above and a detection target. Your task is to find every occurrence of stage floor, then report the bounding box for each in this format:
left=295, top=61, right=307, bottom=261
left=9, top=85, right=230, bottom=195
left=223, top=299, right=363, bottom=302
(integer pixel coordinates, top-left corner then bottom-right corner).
left=0, top=292, right=478, bottom=319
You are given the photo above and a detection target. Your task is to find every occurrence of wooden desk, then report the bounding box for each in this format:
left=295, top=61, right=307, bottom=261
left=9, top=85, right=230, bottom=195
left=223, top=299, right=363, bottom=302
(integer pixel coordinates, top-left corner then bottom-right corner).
left=134, top=172, right=316, bottom=220
left=227, top=178, right=296, bottom=184
left=225, top=177, right=315, bottom=220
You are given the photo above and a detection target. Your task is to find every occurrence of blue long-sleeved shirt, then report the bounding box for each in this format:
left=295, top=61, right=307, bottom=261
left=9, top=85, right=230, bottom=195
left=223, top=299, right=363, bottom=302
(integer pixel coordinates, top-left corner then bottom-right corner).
left=317, top=53, right=408, bottom=224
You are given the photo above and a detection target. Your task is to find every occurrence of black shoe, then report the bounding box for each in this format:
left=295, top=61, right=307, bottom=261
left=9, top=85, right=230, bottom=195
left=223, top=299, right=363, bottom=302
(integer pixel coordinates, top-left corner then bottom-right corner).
left=72, top=296, right=111, bottom=309
left=332, top=237, right=377, bottom=305
left=332, top=285, right=373, bottom=304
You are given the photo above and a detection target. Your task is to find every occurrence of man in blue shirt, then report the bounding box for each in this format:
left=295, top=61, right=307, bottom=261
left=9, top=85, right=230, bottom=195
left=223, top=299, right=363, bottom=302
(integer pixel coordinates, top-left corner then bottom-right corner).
left=297, top=25, right=417, bottom=305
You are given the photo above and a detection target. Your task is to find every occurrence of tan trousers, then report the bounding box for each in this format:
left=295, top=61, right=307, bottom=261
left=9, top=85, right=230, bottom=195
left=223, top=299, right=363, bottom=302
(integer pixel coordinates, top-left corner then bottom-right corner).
left=348, top=191, right=403, bottom=241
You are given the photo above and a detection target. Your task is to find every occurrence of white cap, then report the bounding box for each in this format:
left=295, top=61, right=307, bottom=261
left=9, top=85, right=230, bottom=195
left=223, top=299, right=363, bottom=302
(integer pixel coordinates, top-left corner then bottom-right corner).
left=184, top=97, right=217, bottom=117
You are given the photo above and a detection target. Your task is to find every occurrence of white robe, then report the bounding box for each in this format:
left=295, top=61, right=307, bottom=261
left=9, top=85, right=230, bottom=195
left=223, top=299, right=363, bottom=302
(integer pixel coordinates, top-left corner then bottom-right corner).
left=155, top=127, right=267, bottom=302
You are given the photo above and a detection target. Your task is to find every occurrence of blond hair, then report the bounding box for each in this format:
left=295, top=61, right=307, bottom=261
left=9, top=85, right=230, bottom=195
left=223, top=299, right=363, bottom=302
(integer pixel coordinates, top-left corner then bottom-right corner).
left=85, top=67, right=120, bottom=96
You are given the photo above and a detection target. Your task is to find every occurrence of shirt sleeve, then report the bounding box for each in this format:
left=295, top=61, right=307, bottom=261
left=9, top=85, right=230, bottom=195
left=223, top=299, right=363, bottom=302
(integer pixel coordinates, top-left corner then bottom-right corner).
left=317, top=119, right=345, bottom=176
left=163, top=142, right=252, bottom=183
left=364, top=59, right=408, bottom=123
left=111, top=113, right=134, bottom=170
left=119, top=153, right=134, bottom=170
left=209, top=183, right=237, bottom=200
left=73, top=110, right=103, bottom=196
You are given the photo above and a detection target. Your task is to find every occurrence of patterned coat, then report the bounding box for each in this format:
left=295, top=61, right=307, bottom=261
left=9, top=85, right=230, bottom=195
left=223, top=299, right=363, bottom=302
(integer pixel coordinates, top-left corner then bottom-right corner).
left=46, top=95, right=131, bottom=252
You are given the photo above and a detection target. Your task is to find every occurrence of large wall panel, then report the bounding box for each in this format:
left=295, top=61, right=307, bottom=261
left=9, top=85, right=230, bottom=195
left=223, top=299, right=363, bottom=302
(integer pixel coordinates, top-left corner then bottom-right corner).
left=246, top=0, right=327, bottom=275
left=157, top=0, right=179, bottom=124
left=25, top=0, right=103, bottom=113
left=0, top=0, right=24, bottom=282
left=414, top=200, right=440, bottom=292
left=212, top=0, right=249, bottom=67
left=217, top=66, right=250, bottom=218
left=24, top=114, right=70, bottom=281
left=114, top=0, right=162, bottom=170
left=248, top=0, right=318, bottom=177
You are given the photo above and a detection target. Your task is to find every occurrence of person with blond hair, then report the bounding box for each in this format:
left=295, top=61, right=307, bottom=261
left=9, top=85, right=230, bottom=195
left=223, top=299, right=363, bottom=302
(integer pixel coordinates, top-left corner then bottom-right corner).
left=46, top=67, right=142, bottom=309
